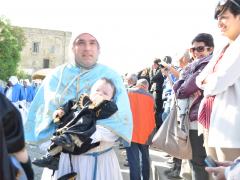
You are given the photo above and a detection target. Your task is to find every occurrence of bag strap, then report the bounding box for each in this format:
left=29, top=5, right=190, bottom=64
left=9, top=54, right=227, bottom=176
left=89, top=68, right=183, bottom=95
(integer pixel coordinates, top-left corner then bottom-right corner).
left=69, top=154, right=74, bottom=173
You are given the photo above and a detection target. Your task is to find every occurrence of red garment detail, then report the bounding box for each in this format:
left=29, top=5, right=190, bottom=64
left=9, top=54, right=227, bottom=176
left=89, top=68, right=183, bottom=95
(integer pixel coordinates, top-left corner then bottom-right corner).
left=198, top=96, right=214, bottom=128
left=198, top=45, right=229, bottom=129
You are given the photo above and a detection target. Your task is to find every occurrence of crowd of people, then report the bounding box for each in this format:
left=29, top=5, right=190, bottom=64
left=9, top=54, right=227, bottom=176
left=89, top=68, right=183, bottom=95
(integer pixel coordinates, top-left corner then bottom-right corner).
left=1, top=1, right=240, bottom=180
left=0, top=77, right=41, bottom=124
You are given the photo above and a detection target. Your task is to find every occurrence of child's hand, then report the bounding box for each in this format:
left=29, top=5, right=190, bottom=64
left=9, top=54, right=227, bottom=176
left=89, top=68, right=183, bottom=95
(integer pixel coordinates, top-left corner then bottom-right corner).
left=90, top=95, right=105, bottom=108
left=53, top=109, right=65, bottom=123
left=53, top=109, right=65, bottom=118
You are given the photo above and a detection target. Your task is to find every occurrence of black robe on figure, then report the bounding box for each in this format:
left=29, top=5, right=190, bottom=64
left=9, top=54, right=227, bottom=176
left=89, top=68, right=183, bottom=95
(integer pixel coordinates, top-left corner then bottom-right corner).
left=51, top=97, right=118, bottom=155
left=0, top=93, right=25, bottom=180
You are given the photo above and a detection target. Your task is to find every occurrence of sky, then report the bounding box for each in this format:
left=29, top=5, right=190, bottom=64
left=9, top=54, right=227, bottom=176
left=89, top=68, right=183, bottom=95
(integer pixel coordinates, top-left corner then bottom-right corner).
left=0, top=0, right=226, bottom=74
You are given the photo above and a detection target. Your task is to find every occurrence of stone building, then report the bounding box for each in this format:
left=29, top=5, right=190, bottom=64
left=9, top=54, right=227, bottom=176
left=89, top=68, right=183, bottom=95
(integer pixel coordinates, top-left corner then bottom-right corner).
left=19, top=27, right=72, bottom=74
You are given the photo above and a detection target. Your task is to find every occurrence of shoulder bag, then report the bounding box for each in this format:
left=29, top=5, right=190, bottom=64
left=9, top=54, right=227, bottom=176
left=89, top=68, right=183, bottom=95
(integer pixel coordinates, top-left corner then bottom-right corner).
left=151, top=98, right=192, bottom=160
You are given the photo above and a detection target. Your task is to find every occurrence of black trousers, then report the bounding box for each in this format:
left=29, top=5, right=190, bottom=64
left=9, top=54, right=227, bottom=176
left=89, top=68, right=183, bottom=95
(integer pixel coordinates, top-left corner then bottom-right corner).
left=189, top=130, right=209, bottom=180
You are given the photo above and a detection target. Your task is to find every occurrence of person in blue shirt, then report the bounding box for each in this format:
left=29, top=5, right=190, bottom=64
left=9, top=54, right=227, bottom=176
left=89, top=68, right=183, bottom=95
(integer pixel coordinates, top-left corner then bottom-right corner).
left=23, top=79, right=35, bottom=108
left=5, top=76, right=27, bottom=124
left=5, top=76, right=26, bottom=106
left=0, top=85, right=4, bottom=94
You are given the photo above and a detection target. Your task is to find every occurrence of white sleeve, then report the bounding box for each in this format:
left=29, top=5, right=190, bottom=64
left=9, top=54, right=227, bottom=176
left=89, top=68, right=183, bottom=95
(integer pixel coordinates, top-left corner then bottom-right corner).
left=195, top=55, right=218, bottom=91
left=202, top=43, right=240, bottom=96
left=225, top=159, right=240, bottom=180
left=90, top=125, right=119, bottom=143
left=196, top=62, right=213, bottom=90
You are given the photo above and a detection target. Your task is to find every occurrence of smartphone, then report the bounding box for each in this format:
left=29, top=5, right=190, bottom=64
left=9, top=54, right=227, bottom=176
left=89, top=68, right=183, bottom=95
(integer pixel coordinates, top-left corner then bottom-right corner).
left=204, top=156, right=218, bottom=167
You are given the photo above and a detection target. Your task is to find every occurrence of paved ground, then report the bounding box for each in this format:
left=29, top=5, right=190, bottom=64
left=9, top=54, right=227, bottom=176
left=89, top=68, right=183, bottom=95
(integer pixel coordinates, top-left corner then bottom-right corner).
left=27, top=144, right=45, bottom=180
left=27, top=143, right=190, bottom=180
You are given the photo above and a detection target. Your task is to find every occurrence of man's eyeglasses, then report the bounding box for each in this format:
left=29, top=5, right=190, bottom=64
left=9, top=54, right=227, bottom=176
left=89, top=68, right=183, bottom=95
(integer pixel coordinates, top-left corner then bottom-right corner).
left=190, top=46, right=210, bottom=53
left=219, top=0, right=240, bottom=8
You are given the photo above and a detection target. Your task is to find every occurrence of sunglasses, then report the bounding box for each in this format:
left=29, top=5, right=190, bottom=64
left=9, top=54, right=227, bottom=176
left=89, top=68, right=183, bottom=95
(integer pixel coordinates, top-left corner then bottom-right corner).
left=219, top=0, right=240, bottom=8
left=190, top=46, right=210, bottom=53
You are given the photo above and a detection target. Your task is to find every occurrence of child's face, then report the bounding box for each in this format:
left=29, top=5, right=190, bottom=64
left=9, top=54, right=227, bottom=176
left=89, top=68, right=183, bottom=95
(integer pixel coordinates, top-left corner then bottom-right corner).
left=90, top=80, right=114, bottom=101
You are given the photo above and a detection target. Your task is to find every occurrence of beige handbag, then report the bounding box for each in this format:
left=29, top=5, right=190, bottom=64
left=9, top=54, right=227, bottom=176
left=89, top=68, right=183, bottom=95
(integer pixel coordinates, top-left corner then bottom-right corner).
left=151, top=99, right=192, bottom=160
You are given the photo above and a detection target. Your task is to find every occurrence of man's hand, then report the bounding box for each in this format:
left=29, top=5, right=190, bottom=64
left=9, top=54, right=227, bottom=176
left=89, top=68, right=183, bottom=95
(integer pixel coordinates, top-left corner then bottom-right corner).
left=160, top=61, right=168, bottom=68
left=205, top=161, right=233, bottom=180
left=205, top=166, right=226, bottom=180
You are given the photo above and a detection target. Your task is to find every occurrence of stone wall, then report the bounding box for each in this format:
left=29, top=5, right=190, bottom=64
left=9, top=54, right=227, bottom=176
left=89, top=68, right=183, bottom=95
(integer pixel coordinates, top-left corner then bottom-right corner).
left=19, top=27, right=72, bottom=74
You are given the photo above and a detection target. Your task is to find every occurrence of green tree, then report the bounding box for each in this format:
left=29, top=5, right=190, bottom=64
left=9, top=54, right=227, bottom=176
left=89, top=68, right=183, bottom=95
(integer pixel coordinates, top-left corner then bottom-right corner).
left=0, top=17, right=25, bottom=81
left=17, top=69, right=31, bottom=80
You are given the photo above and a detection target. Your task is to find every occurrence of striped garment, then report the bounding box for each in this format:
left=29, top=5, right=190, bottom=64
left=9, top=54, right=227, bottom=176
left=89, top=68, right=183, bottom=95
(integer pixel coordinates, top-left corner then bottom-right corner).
left=198, top=96, right=215, bottom=129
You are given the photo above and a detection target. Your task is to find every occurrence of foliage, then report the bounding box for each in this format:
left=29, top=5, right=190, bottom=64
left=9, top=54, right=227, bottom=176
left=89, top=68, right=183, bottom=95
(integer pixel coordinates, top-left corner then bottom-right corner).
left=16, top=69, right=31, bottom=80
left=0, top=16, right=26, bottom=81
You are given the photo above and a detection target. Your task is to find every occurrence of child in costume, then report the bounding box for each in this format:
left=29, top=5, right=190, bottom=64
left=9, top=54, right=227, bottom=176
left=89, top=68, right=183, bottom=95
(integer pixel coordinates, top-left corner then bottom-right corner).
left=33, top=78, right=118, bottom=170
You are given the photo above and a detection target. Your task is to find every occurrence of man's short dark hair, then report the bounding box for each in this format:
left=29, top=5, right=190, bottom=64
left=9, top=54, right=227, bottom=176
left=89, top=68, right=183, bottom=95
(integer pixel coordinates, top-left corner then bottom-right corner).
left=153, top=58, right=161, bottom=65
left=191, top=33, right=214, bottom=48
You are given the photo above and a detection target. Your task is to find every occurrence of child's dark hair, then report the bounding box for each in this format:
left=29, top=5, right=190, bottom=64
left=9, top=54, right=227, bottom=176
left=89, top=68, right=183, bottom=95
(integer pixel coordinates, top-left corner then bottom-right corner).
left=192, top=33, right=214, bottom=48
left=214, top=0, right=240, bottom=19
left=100, top=77, right=116, bottom=98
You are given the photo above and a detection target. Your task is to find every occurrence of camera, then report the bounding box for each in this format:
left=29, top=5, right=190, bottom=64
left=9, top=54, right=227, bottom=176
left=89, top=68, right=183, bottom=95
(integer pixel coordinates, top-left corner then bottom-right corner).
left=154, top=59, right=165, bottom=68
left=159, top=64, right=165, bottom=68
left=154, top=56, right=172, bottom=69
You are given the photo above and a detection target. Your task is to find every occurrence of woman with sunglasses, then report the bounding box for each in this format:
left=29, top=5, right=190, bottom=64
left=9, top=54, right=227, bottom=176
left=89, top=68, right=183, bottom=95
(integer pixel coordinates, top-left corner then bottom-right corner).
left=196, top=0, right=240, bottom=178
left=173, top=33, right=214, bottom=180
